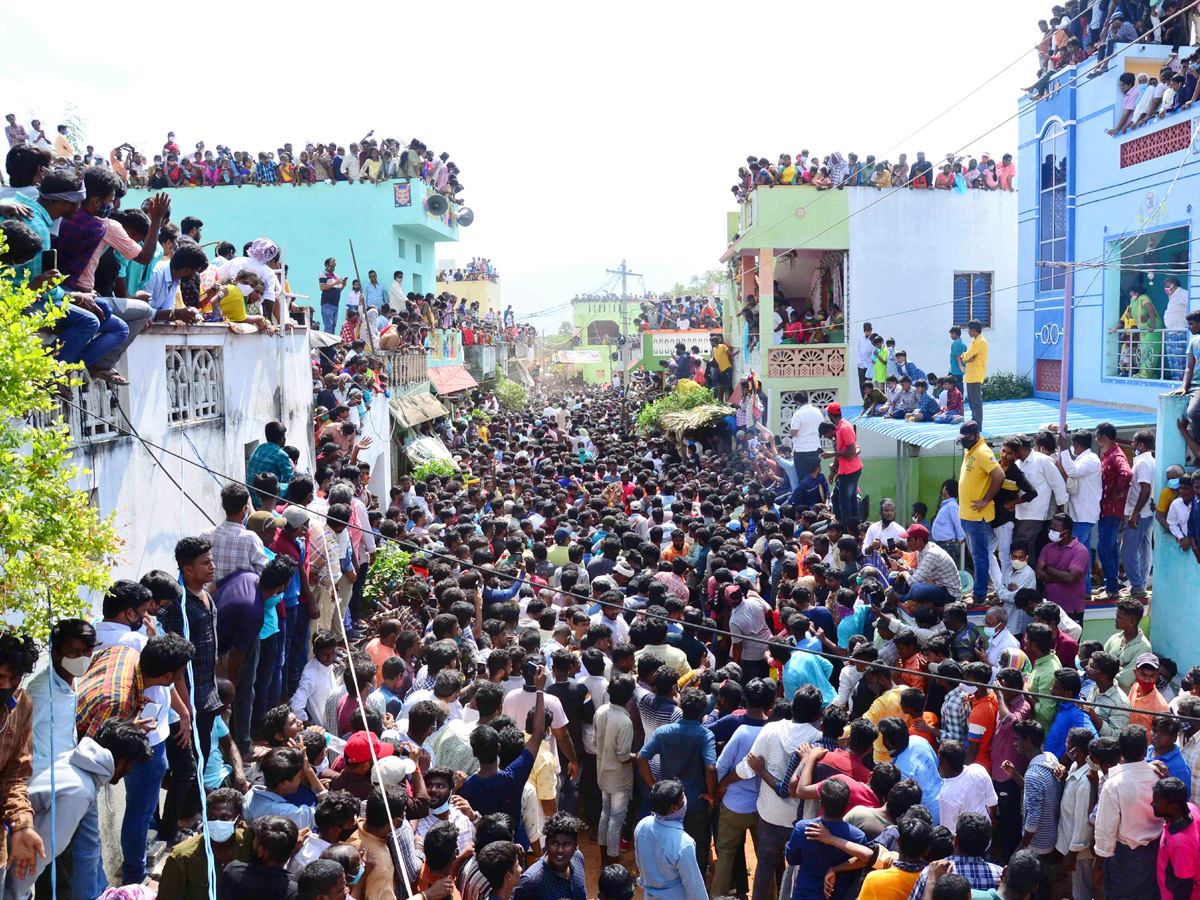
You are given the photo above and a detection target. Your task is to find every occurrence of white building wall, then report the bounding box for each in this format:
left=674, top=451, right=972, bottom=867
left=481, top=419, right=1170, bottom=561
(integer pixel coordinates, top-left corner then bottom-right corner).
left=66, top=325, right=391, bottom=593
left=845, top=190, right=1019, bottom=399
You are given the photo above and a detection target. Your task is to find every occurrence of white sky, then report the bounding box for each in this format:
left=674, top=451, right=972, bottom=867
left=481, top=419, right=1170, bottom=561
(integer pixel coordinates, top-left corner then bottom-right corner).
left=0, top=0, right=1045, bottom=331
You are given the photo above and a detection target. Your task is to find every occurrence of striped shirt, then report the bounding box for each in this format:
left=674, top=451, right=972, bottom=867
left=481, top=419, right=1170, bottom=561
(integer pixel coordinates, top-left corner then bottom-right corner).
left=75, top=645, right=145, bottom=740
left=1021, top=752, right=1062, bottom=853
left=201, top=521, right=268, bottom=584
left=1181, top=734, right=1200, bottom=807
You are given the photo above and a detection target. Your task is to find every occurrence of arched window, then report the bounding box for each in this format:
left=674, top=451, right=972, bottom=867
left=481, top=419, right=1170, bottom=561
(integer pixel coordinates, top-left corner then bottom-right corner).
left=1039, top=121, right=1068, bottom=291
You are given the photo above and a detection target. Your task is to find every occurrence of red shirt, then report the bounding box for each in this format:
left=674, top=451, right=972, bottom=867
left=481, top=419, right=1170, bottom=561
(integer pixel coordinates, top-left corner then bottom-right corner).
left=1100, top=445, right=1132, bottom=519
left=835, top=420, right=863, bottom=475
left=820, top=773, right=879, bottom=812
left=822, top=748, right=874, bottom=784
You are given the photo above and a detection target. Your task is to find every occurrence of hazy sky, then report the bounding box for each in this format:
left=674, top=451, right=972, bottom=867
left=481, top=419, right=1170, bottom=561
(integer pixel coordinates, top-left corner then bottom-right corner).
left=0, top=1, right=1045, bottom=331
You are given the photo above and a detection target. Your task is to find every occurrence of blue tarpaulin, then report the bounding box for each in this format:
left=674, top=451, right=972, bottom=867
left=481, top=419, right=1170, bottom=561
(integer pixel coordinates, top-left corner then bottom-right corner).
left=839, top=398, right=1155, bottom=449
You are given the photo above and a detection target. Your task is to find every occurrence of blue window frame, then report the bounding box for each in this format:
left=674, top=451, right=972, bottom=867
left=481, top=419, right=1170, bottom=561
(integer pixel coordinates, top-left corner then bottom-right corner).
left=1039, top=121, right=1068, bottom=291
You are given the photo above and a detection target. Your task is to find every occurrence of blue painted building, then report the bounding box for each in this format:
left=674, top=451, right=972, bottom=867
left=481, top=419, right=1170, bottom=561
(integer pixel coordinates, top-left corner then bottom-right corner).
left=126, top=177, right=461, bottom=328
left=1017, top=42, right=1198, bottom=407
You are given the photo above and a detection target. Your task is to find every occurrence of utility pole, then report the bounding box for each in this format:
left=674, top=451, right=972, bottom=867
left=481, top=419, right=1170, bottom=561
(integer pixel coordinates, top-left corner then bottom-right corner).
left=606, top=260, right=643, bottom=299
left=1036, top=261, right=1074, bottom=430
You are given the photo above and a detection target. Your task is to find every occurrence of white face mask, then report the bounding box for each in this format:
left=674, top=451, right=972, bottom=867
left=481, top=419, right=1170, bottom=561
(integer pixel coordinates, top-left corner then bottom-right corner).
left=1047, top=530, right=1063, bottom=543
left=1010, top=559, right=1028, bottom=571
left=60, top=654, right=93, bottom=678
left=206, top=819, right=237, bottom=843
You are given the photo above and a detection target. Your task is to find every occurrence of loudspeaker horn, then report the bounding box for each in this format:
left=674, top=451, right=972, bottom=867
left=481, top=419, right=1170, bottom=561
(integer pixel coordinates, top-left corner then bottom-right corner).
left=425, top=194, right=449, bottom=216
left=456, top=206, right=474, bottom=227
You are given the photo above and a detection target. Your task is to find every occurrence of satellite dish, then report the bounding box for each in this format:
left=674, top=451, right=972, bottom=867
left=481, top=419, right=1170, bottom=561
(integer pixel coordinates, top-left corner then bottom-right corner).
left=425, top=195, right=449, bottom=216
left=456, top=207, right=474, bottom=227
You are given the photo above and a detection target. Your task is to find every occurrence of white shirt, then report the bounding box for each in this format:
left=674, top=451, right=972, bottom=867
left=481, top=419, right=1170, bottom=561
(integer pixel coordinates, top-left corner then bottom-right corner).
left=1057, top=448, right=1102, bottom=525
left=858, top=333, right=876, bottom=370
left=735, top=719, right=821, bottom=826
left=1015, top=452, right=1068, bottom=521
left=1165, top=286, right=1191, bottom=331
left=215, top=256, right=279, bottom=306
left=789, top=403, right=824, bottom=452
left=861, top=520, right=905, bottom=555
left=1055, top=762, right=1094, bottom=856
left=1125, top=451, right=1155, bottom=518
left=590, top=609, right=629, bottom=645
left=1168, top=496, right=1191, bottom=539
left=503, top=689, right=568, bottom=773
left=291, top=658, right=336, bottom=724
left=984, top=627, right=1020, bottom=677
left=938, top=764, right=998, bottom=833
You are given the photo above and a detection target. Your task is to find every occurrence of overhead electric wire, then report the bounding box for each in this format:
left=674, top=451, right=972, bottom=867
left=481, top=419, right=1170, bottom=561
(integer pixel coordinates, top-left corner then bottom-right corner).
left=51, top=394, right=1200, bottom=727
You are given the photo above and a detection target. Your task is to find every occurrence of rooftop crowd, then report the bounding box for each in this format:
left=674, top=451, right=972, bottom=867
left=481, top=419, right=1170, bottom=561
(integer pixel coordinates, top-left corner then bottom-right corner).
left=439, top=260, right=499, bottom=284
left=2, top=302, right=1200, bottom=900
left=2, top=120, right=464, bottom=197
left=637, top=297, right=724, bottom=331
left=732, top=152, right=1016, bottom=202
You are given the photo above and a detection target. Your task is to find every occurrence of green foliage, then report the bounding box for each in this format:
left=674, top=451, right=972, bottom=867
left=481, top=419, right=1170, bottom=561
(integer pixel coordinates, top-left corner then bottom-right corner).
left=363, top=543, right=411, bottom=607
left=557, top=320, right=573, bottom=335
left=495, top=377, right=527, bottom=411
left=668, top=268, right=727, bottom=298
left=635, top=385, right=720, bottom=433
left=980, top=371, right=1034, bottom=402
left=469, top=409, right=491, bottom=423
left=412, top=459, right=457, bottom=482
left=0, top=245, right=121, bottom=640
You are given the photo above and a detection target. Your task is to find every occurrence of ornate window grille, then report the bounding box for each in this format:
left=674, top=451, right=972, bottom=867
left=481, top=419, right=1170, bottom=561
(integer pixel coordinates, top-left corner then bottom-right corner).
left=166, top=346, right=224, bottom=424
left=780, top=389, right=839, bottom=449
left=1119, top=121, right=1191, bottom=168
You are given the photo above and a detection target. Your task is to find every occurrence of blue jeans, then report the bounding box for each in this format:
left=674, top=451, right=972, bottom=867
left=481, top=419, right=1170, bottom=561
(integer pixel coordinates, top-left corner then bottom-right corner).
left=933, top=410, right=963, bottom=424
left=1098, top=515, right=1123, bottom=593
left=71, top=801, right=107, bottom=900
left=233, top=636, right=260, bottom=752
left=834, top=469, right=861, bottom=522
left=253, top=631, right=281, bottom=724
left=906, top=582, right=955, bottom=605
left=321, top=303, right=339, bottom=334
left=1074, top=522, right=1095, bottom=594
left=887, top=407, right=908, bottom=419
left=599, top=789, right=631, bottom=854
left=961, top=518, right=992, bottom=600
left=1121, top=516, right=1153, bottom=592
left=33, top=296, right=129, bottom=368
left=121, top=740, right=168, bottom=885
left=286, top=603, right=310, bottom=695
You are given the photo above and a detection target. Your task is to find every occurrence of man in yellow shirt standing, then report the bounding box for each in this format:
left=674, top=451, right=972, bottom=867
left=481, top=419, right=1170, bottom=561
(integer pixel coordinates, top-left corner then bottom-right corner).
left=709, top=333, right=736, bottom=401
left=860, top=664, right=905, bottom=762
left=958, top=421, right=1005, bottom=604
left=959, top=319, right=988, bottom=428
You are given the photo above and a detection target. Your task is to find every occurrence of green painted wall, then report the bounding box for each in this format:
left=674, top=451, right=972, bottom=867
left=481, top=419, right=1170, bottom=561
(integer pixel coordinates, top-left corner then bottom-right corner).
left=126, top=178, right=458, bottom=329
left=732, top=186, right=851, bottom=253
left=572, top=299, right=641, bottom=385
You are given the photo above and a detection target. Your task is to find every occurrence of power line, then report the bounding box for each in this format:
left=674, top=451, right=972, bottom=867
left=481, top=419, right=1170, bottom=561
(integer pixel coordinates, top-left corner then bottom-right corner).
left=50, top=393, right=1200, bottom=727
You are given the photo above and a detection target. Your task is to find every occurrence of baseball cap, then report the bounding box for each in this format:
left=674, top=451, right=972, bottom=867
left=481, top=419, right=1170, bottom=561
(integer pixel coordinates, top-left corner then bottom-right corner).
left=373, top=755, right=417, bottom=785
left=246, top=510, right=285, bottom=532
left=825, top=402, right=842, bottom=416
left=281, top=506, right=309, bottom=530
left=343, top=731, right=395, bottom=766
left=1135, top=652, right=1160, bottom=670
left=906, top=524, right=930, bottom=541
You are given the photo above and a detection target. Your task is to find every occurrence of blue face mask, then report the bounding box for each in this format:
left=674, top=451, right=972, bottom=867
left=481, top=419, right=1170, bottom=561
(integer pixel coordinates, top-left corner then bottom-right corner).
left=348, top=866, right=364, bottom=886
left=95, top=203, right=114, bottom=219
left=1168, top=478, right=1181, bottom=490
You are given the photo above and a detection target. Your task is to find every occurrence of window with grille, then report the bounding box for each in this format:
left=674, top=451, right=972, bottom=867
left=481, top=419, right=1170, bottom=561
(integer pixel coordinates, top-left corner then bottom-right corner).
left=952, top=273, right=993, bottom=328
left=1038, top=121, right=1068, bottom=291
left=166, top=346, right=224, bottom=424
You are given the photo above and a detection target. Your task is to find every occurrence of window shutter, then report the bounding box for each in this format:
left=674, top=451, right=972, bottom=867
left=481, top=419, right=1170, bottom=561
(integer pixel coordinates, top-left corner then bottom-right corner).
left=953, top=275, right=971, bottom=325
left=971, top=273, right=992, bottom=326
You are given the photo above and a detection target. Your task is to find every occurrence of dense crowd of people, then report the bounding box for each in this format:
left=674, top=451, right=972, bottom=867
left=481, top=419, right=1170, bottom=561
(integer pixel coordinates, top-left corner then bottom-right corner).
left=637, top=297, right=724, bottom=331
left=1, top=311, right=1197, bottom=900
left=439, top=260, right=498, bottom=283
left=731, top=152, right=1016, bottom=202
left=2, top=121, right=464, bottom=197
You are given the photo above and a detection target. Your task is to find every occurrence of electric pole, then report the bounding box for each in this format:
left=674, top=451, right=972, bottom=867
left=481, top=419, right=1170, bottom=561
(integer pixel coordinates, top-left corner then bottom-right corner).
left=606, top=260, right=643, bottom=299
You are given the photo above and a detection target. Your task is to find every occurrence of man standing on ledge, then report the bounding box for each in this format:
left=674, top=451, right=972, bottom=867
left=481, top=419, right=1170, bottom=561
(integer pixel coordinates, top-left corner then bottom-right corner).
left=858, top=321, right=875, bottom=399
left=822, top=403, right=862, bottom=522
left=958, top=420, right=1005, bottom=604
left=960, top=319, right=988, bottom=429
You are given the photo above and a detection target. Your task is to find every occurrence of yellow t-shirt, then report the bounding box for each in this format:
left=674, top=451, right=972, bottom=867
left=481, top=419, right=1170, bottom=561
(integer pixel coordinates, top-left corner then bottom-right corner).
left=530, top=742, right=558, bottom=802
left=963, top=336, right=988, bottom=383
left=713, top=343, right=732, bottom=372
left=859, top=865, right=922, bottom=900
left=862, top=687, right=903, bottom=762
left=1157, top=486, right=1178, bottom=514
left=219, top=285, right=249, bottom=323
left=959, top=438, right=1001, bottom=522
left=780, top=165, right=797, bottom=184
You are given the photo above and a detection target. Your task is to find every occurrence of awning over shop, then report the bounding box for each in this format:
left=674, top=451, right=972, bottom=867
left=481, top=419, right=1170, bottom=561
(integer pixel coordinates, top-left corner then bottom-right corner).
left=388, top=392, right=449, bottom=429
left=405, top=435, right=457, bottom=468
left=428, top=364, right=478, bottom=394
left=842, top=398, right=1155, bottom=450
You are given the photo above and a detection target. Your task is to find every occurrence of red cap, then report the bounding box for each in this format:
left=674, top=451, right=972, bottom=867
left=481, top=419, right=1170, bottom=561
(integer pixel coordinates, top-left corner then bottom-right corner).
left=343, top=731, right=395, bottom=766
left=825, top=402, right=842, bottom=416
left=906, top=524, right=930, bottom=541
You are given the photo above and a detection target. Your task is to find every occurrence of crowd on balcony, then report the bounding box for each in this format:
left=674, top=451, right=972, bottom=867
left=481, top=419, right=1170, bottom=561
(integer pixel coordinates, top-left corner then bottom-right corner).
left=439, top=258, right=499, bottom=283
left=1028, top=0, right=1197, bottom=98
left=732, top=151, right=1016, bottom=202
left=2, top=119, right=464, bottom=198
left=636, top=296, right=724, bottom=331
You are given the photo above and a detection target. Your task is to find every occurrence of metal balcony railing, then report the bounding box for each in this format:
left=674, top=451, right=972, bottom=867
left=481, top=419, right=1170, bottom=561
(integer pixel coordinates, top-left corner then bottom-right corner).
left=1104, top=328, right=1189, bottom=382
